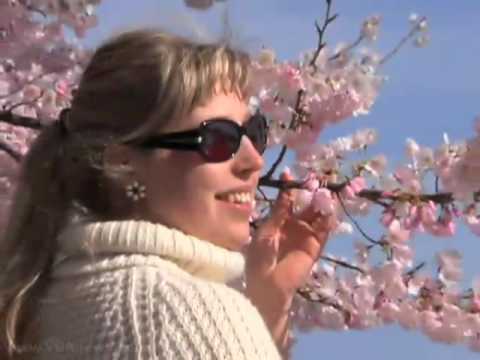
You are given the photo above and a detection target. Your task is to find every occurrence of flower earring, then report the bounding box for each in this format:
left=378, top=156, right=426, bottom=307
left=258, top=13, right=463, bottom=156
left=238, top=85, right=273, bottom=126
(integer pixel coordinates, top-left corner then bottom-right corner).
left=125, top=180, right=146, bottom=202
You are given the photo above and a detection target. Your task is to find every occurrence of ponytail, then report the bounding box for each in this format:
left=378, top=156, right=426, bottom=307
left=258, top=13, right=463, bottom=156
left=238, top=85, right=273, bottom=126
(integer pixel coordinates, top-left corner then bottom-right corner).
left=0, top=119, right=70, bottom=357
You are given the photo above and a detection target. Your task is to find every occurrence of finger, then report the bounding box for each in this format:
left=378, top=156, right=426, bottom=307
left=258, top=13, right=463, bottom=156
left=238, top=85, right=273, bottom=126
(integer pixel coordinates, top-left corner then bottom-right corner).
left=271, top=171, right=295, bottom=225
left=255, top=171, right=294, bottom=240
left=311, top=213, right=337, bottom=234
left=246, top=231, right=278, bottom=278
left=273, top=217, right=334, bottom=293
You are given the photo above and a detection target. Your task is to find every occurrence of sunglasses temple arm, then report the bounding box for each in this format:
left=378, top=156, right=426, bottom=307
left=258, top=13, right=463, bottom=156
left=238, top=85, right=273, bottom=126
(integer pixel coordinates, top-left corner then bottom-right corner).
left=127, top=129, right=202, bottom=151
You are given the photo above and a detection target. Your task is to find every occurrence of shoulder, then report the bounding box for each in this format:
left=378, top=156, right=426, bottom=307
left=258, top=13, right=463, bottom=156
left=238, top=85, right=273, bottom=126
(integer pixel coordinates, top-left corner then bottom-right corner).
left=40, top=254, right=281, bottom=359
left=50, top=253, right=246, bottom=308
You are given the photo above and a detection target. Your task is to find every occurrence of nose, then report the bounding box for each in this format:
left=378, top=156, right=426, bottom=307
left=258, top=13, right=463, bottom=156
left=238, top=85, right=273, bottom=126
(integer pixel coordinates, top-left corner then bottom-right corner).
left=232, top=136, right=264, bottom=176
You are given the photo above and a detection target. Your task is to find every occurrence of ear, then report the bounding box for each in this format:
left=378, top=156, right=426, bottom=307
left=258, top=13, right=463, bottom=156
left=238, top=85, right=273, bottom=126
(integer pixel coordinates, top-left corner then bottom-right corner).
left=103, top=143, right=137, bottom=181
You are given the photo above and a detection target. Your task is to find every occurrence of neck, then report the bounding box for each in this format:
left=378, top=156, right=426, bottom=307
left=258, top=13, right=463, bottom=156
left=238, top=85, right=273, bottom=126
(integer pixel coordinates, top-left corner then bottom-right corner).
left=56, top=219, right=246, bottom=283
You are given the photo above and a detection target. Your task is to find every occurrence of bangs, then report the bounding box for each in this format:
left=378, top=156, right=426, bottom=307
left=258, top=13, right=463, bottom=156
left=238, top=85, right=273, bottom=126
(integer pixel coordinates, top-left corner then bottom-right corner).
left=184, top=44, right=251, bottom=112
left=155, top=43, right=251, bottom=129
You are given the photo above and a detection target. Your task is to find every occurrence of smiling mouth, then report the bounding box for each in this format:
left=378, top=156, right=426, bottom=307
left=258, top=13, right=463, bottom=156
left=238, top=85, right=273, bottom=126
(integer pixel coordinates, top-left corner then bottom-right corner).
left=215, top=191, right=254, bottom=205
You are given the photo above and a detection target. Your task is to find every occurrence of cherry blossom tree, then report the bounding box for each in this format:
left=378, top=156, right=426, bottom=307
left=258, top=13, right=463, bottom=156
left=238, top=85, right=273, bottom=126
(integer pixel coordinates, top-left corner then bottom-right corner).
left=3, top=0, right=480, bottom=353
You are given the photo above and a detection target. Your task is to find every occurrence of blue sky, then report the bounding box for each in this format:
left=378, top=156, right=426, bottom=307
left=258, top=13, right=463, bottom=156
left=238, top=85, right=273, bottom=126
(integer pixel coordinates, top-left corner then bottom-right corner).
left=82, top=1, right=480, bottom=359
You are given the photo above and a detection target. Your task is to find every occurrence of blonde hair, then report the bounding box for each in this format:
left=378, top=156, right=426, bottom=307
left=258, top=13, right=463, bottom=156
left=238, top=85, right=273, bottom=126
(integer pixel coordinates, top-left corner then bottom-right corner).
left=0, top=28, right=251, bottom=358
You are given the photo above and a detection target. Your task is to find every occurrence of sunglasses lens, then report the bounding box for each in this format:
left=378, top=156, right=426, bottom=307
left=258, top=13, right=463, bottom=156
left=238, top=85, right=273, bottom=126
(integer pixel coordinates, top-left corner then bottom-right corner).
left=202, top=121, right=240, bottom=162
left=246, top=113, right=267, bottom=154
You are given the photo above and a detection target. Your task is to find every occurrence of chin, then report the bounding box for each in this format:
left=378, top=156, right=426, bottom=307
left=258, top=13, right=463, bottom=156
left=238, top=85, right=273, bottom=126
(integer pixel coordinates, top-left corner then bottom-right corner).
left=209, top=222, right=250, bottom=251
left=225, top=232, right=251, bottom=252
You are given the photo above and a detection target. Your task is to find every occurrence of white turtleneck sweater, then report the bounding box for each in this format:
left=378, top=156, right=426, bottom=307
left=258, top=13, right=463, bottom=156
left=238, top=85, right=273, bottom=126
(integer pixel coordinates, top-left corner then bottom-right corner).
left=25, top=220, right=281, bottom=360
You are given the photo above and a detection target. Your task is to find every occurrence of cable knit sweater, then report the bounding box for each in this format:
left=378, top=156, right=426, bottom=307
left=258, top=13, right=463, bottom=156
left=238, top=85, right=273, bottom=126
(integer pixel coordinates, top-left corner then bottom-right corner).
left=25, top=220, right=281, bottom=359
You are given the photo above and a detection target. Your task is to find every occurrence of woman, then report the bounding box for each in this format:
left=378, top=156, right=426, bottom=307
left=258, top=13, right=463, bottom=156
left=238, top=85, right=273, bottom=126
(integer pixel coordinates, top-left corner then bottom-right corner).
left=0, top=29, right=333, bottom=359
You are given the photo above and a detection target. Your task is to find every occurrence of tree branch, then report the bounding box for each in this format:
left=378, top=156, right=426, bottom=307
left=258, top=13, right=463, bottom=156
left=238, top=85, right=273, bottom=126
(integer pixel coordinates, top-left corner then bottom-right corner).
left=260, top=178, right=459, bottom=207
left=259, top=178, right=306, bottom=190
left=0, top=140, right=22, bottom=162
left=0, top=111, right=44, bottom=130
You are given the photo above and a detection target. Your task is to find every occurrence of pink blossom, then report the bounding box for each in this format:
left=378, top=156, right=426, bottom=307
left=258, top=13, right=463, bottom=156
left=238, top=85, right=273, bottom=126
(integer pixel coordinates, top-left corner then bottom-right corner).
left=303, top=175, right=320, bottom=192
left=312, top=188, right=336, bottom=215
left=437, top=250, right=462, bottom=282
left=394, top=165, right=422, bottom=193
left=293, top=189, right=313, bottom=214
left=419, top=201, right=437, bottom=226
left=391, top=244, right=414, bottom=267
left=397, top=302, right=420, bottom=330
left=426, top=217, right=456, bottom=237
left=366, top=154, right=387, bottom=176
left=404, top=205, right=421, bottom=230
left=387, top=219, right=411, bottom=243
left=420, top=310, right=442, bottom=338
left=381, top=208, right=395, bottom=227
left=465, top=214, right=480, bottom=236
left=377, top=300, right=400, bottom=323
left=342, top=176, right=367, bottom=199
left=384, top=275, right=408, bottom=298
left=314, top=307, right=346, bottom=330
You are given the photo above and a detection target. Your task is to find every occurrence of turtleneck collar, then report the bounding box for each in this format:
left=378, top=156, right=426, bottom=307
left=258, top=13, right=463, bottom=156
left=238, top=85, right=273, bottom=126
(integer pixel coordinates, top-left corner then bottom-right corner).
left=56, top=220, right=245, bottom=283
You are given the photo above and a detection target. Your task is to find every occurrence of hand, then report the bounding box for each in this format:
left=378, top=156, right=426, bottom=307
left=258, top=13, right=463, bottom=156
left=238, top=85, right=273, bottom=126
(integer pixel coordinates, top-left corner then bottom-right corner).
left=245, top=172, right=336, bottom=341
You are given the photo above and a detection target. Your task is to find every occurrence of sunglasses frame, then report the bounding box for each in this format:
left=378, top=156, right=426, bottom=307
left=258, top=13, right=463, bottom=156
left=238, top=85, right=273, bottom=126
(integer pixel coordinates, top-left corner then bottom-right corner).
left=125, top=111, right=268, bottom=162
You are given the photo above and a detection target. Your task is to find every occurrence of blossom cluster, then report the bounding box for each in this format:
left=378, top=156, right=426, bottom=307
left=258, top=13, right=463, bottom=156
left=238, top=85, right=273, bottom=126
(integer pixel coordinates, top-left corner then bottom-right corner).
left=251, top=46, right=383, bottom=149
left=271, top=127, right=480, bottom=350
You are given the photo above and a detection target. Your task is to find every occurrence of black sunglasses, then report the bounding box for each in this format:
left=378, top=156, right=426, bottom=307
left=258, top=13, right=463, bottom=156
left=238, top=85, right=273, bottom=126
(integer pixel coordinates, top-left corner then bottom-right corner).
left=125, top=112, right=268, bottom=162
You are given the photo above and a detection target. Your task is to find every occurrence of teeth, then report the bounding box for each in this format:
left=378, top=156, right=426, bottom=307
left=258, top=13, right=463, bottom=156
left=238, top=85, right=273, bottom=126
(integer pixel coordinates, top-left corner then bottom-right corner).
left=225, top=192, right=252, bottom=204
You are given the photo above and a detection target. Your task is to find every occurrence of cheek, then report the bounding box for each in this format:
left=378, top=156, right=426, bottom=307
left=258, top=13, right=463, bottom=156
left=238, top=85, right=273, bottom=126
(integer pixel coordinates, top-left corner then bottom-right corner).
left=142, top=153, right=221, bottom=213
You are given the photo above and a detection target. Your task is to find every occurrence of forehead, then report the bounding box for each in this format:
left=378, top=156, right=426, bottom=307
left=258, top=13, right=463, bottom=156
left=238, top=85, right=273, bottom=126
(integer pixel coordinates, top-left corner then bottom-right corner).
left=169, top=92, right=251, bottom=132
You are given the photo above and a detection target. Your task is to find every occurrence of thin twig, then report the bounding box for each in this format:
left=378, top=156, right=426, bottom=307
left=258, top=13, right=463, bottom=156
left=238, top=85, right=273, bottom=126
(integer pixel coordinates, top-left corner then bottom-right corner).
left=0, top=73, right=51, bottom=101
left=261, top=145, right=287, bottom=183
left=379, top=16, right=427, bottom=65
left=296, top=288, right=350, bottom=322
left=260, top=89, right=305, bottom=182
left=336, top=192, right=381, bottom=245
left=18, top=0, right=47, bottom=17
left=320, top=255, right=365, bottom=274
left=328, top=33, right=365, bottom=62
left=309, top=0, right=338, bottom=72
left=257, top=187, right=271, bottom=203
left=405, top=261, right=426, bottom=278
left=6, top=92, right=44, bottom=113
